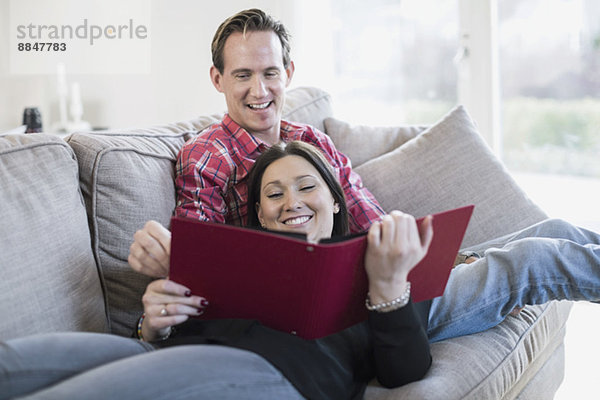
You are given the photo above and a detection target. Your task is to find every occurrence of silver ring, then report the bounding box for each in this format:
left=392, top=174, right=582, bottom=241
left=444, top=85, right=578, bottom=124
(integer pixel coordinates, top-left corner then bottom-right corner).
left=160, top=307, right=168, bottom=316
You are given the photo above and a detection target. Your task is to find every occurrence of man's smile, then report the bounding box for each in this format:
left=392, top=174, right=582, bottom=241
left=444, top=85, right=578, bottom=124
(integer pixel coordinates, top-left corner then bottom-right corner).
left=248, top=101, right=272, bottom=110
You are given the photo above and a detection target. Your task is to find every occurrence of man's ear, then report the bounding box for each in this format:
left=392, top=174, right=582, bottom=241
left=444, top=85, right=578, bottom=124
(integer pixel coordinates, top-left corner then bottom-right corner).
left=210, top=65, right=224, bottom=93
left=284, top=60, right=295, bottom=87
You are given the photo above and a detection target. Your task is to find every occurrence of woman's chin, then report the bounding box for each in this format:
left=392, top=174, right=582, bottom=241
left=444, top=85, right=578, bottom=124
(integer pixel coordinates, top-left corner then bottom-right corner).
left=272, top=224, right=309, bottom=236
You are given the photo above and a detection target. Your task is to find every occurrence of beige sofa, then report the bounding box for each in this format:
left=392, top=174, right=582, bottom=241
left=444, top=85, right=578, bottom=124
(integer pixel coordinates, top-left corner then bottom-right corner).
left=0, top=87, right=572, bottom=399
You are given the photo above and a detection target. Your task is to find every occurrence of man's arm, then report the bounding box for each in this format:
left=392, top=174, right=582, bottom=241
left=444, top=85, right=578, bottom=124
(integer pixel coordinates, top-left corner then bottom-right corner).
left=174, top=139, right=232, bottom=223
left=130, top=138, right=234, bottom=277
left=312, top=130, right=385, bottom=232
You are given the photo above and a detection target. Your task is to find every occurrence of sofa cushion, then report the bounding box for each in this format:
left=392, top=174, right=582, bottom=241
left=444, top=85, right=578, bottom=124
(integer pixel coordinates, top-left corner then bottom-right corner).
left=0, top=134, right=106, bottom=340
left=67, top=130, right=196, bottom=336
left=324, top=117, right=428, bottom=168
left=67, top=86, right=335, bottom=336
left=355, top=106, right=548, bottom=248
left=283, top=87, right=333, bottom=132
left=365, top=301, right=571, bottom=399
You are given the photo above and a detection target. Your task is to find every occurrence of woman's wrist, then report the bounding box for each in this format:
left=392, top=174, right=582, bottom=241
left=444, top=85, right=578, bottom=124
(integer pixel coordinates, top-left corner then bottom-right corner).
left=366, top=281, right=411, bottom=312
left=368, top=279, right=410, bottom=305
left=139, top=313, right=172, bottom=342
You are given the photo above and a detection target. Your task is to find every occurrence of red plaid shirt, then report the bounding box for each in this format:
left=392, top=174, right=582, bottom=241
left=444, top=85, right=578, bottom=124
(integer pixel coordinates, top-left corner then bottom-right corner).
left=174, top=114, right=384, bottom=233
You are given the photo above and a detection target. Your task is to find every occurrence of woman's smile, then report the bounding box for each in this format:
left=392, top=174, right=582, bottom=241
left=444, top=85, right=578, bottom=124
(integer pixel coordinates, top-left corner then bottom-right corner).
left=282, top=215, right=313, bottom=226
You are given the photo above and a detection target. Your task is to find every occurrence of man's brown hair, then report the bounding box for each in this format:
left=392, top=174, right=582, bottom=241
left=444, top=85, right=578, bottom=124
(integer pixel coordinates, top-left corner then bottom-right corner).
left=211, top=8, right=291, bottom=73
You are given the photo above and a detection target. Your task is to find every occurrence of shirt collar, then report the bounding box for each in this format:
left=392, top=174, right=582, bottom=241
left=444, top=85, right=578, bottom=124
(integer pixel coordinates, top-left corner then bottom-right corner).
left=221, top=114, right=302, bottom=153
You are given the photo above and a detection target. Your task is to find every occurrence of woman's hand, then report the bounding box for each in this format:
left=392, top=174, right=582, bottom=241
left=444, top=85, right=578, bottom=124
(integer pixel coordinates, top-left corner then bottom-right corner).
left=365, top=211, right=434, bottom=304
left=141, top=279, right=208, bottom=341
left=129, top=220, right=172, bottom=278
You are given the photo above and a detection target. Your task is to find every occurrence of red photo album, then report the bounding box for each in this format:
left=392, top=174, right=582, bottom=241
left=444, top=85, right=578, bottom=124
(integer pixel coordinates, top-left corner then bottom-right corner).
left=169, top=205, right=474, bottom=339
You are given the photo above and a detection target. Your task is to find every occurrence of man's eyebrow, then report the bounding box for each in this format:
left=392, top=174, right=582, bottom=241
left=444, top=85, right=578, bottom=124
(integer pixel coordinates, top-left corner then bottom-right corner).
left=230, top=68, right=252, bottom=75
left=230, top=66, right=281, bottom=75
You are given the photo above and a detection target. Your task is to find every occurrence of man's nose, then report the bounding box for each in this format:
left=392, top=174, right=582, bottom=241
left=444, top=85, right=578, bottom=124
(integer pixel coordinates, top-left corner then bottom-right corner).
left=250, top=76, right=268, bottom=98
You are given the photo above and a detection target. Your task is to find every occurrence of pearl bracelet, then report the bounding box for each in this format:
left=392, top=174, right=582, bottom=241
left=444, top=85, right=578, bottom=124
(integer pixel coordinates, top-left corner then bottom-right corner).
left=365, top=282, right=411, bottom=312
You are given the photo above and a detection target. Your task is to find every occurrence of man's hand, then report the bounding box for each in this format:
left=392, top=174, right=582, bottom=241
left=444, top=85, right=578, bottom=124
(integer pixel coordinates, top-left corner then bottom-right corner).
left=128, top=220, right=171, bottom=278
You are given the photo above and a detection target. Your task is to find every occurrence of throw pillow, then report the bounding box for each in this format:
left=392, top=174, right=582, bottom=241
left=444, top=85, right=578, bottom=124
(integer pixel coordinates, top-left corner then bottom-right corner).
left=355, top=106, right=547, bottom=248
left=324, top=117, right=428, bottom=168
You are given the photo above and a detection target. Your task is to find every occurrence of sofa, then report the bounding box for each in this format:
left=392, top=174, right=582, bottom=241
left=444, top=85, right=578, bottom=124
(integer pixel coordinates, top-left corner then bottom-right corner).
left=0, top=86, right=572, bottom=399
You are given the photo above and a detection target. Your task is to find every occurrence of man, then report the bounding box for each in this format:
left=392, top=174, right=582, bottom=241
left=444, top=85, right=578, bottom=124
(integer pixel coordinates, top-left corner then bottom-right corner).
left=128, top=9, right=384, bottom=278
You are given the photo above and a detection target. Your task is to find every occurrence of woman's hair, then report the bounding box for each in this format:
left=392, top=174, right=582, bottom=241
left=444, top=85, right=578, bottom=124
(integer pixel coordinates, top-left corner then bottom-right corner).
left=211, top=8, right=292, bottom=74
left=246, top=141, right=349, bottom=237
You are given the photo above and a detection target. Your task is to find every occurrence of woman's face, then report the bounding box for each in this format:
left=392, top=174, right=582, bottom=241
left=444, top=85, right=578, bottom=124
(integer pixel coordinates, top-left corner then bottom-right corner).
left=257, top=155, right=337, bottom=243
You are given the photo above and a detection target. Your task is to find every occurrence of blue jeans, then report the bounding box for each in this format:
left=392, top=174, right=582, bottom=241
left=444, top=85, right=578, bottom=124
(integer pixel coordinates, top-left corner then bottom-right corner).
left=428, top=219, right=600, bottom=342
left=0, top=333, right=304, bottom=400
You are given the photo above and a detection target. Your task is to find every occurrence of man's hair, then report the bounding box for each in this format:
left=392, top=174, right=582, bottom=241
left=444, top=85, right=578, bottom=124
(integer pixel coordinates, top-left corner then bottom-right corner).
left=246, top=141, right=349, bottom=238
left=211, top=8, right=292, bottom=73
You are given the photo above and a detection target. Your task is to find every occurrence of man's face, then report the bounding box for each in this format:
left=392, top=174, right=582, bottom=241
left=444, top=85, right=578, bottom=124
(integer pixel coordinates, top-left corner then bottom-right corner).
left=210, top=30, right=294, bottom=141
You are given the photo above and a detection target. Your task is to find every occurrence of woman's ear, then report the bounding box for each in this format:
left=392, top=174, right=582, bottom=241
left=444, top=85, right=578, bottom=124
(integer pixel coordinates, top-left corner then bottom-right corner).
left=256, top=202, right=266, bottom=228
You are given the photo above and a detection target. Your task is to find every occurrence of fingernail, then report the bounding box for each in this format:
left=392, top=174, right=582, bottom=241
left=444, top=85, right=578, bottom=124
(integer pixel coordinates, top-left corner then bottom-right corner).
left=184, top=290, right=192, bottom=297
left=200, top=299, right=209, bottom=307
left=196, top=308, right=204, bottom=315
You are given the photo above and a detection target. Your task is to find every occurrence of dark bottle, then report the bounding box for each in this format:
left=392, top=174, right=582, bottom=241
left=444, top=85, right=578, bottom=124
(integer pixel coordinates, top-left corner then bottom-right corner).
left=23, top=107, right=43, bottom=133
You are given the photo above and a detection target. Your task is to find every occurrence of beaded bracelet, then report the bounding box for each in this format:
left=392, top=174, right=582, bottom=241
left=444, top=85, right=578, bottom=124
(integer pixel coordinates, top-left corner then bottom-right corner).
left=136, top=313, right=146, bottom=341
left=136, top=313, right=172, bottom=342
left=365, top=282, right=411, bottom=312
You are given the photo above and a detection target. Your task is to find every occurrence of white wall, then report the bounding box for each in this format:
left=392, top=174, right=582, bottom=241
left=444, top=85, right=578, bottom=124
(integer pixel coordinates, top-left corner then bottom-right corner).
left=0, top=0, right=334, bottom=132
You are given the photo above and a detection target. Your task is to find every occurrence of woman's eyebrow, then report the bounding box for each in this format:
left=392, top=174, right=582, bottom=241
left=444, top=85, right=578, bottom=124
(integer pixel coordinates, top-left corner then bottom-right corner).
left=263, top=179, right=282, bottom=188
left=262, top=175, right=317, bottom=188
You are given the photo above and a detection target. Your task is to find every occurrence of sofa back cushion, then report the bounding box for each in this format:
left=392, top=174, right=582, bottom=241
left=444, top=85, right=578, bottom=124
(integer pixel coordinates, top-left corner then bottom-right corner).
left=324, top=117, right=428, bottom=168
left=67, top=87, right=334, bottom=336
left=353, top=106, right=548, bottom=248
left=67, top=129, right=197, bottom=336
left=0, top=134, right=106, bottom=340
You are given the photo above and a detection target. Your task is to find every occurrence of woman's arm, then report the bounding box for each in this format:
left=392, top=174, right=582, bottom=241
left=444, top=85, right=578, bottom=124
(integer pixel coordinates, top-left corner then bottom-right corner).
left=364, top=211, right=433, bottom=387
left=368, top=303, right=431, bottom=387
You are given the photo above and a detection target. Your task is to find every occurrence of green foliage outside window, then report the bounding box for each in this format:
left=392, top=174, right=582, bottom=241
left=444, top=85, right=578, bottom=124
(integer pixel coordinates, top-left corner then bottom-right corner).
left=503, top=98, right=600, bottom=177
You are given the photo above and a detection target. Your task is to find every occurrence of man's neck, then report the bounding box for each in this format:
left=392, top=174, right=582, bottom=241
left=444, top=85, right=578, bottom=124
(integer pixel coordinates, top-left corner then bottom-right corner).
left=249, top=124, right=282, bottom=146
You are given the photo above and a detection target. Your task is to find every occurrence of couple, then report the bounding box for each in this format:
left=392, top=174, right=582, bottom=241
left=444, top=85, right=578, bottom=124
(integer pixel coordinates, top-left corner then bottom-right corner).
left=0, top=140, right=435, bottom=399
left=3, top=139, right=600, bottom=400
left=3, top=7, right=600, bottom=400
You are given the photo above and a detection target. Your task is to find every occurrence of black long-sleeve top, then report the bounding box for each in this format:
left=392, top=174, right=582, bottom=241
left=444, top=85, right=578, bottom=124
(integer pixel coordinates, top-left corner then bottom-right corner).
left=154, top=299, right=431, bottom=399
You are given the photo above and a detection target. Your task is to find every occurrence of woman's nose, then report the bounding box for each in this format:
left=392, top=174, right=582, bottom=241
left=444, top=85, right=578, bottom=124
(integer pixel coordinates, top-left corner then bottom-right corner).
left=284, top=192, right=302, bottom=210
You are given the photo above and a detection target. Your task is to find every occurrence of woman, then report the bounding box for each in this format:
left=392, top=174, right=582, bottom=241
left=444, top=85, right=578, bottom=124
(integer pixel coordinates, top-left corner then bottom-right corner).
left=0, top=141, right=433, bottom=400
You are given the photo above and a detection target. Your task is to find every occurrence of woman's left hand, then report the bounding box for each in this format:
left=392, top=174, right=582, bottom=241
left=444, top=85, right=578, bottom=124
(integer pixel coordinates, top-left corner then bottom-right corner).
left=365, top=211, right=434, bottom=303
left=141, top=279, right=208, bottom=341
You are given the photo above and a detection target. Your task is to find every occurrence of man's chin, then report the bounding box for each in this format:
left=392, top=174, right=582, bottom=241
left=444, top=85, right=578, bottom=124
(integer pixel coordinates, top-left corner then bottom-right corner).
left=243, top=119, right=280, bottom=138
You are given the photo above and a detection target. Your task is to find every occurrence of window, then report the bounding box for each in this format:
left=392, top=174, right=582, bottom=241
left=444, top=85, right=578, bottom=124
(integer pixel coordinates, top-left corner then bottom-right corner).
left=329, top=0, right=459, bottom=125
left=499, top=0, right=600, bottom=177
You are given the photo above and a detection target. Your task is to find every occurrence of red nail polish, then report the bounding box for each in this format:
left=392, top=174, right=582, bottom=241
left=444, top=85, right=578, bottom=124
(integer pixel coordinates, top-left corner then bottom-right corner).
left=200, top=299, right=209, bottom=307
left=184, top=290, right=192, bottom=297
